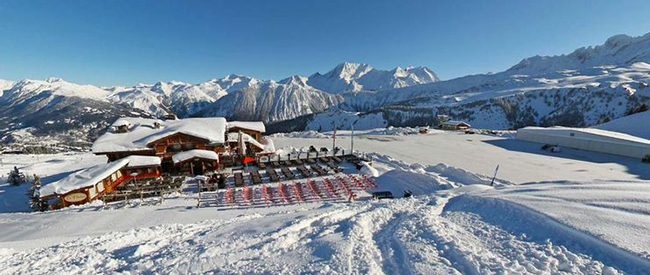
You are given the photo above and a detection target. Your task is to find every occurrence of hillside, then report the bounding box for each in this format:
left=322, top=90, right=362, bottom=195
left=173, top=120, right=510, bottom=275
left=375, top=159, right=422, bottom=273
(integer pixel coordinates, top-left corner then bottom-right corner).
left=594, top=110, right=650, bottom=139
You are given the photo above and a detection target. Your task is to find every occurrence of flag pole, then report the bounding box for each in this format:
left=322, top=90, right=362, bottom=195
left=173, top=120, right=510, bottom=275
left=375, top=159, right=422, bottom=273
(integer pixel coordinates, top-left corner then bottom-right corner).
left=332, top=123, right=336, bottom=152
left=351, top=124, right=354, bottom=154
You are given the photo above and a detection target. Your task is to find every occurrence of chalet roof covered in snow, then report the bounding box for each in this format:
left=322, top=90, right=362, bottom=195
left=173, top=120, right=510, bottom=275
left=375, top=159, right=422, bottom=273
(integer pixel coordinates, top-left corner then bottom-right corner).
left=442, top=120, right=471, bottom=126
left=40, top=158, right=130, bottom=198
left=92, top=117, right=227, bottom=154
left=125, top=155, right=161, bottom=168
left=227, top=132, right=276, bottom=153
left=227, top=121, right=266, bottom=133
left=171, top=149, right=219, bottom=164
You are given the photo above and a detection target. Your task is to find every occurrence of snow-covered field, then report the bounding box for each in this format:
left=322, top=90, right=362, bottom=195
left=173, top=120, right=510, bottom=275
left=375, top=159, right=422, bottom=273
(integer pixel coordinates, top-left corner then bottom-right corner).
left=1, top=131, right=649, bottom=274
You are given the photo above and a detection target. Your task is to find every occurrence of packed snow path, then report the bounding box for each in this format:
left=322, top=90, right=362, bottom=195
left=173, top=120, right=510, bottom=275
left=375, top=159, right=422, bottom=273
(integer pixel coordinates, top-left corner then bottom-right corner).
left=0, top=194, right=626, bottom=274
left=273, top=131, right=650, bottom=183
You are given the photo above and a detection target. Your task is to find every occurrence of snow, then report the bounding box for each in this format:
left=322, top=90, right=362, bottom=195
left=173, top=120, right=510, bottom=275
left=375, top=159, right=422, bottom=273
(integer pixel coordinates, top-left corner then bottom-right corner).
left=359, top=161, right=379, bottom=177
left=307, top=62, right=439, bottom=93
left=274, top=131, right=649, bottom=183
left=464, top=180, right=650, bottom=260
left=227, top=121, right=266, bottom=133
left=1, top=126, right=650, bottom=273
left=39, top=158, right=128, bottom=198
left=92, top=117, right=227, bottom=154
left=171, top=149, right=219, bottom=164
left=518, top=126, right=650, bottom=146
left=125, top=155, right=161, bottom=168
left=594, top=111, right=650, bottom=140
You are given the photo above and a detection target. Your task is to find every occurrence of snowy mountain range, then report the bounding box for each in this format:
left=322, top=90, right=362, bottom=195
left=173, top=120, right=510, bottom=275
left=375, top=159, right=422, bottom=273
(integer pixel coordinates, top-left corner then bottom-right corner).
left=282, top=33, right=650, bottom=133
left=307, top=62, right=439, bottom=93
left=1, top=33, right=650, bottom=149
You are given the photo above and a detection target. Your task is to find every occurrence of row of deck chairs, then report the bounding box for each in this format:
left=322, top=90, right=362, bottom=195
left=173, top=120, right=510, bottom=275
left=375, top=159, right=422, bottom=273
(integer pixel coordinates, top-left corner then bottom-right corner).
left=258, top=155, right=342, bottom=169
left=198, top=174, right=379, bottom=208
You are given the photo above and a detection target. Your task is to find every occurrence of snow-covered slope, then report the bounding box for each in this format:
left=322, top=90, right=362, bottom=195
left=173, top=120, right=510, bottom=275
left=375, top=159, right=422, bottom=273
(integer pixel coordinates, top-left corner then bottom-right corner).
left=508, top=33, right=650, bottom=74
left=594, top=110, right=650, bottom=140
left=0, top=79, right=15, bottom=97
left=307, top=62, right=439, bottom=93
left=2, top=133, right=649, bottom=273
left=0, top=78, right=151, bottom=149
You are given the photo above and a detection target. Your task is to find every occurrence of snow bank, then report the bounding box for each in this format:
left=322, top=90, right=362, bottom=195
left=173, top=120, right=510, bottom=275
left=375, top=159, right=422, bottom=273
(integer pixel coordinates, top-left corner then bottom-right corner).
left=359, top=162, right=379, bottom=177
left=594, top=111, right=650, bottom=140
left=445, top=188, right=650, bottom=274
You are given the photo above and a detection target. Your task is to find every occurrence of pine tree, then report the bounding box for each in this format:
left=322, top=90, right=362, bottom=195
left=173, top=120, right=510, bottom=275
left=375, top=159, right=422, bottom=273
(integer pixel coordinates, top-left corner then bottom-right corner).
left=27, top=175, right=47, bottom=211
left=7, top=166, right=26, bottom=186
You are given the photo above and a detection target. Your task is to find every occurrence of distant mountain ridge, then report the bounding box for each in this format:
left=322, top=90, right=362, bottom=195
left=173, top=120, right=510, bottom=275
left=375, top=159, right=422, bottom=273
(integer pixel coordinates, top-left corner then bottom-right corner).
left=2, top=32, right=650, bottom=149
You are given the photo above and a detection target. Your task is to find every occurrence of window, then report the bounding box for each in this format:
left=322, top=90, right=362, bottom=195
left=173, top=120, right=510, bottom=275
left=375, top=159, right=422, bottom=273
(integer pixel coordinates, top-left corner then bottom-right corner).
left=183, top=143, right=196, bottom=150
left=116, top=170, right=122, bottom=178
left=97, top=182, right=105, bottom=192
left=168, top=144, right=182, bottom=152
left=111, top=173, right=117, bottom=182
left=88, top=187, right=97, bottom=199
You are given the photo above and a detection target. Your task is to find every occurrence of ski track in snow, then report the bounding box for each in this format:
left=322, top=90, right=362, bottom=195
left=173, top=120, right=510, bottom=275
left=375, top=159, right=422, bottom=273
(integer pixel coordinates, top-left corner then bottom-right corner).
left=0, top=194, right=625, bottom=274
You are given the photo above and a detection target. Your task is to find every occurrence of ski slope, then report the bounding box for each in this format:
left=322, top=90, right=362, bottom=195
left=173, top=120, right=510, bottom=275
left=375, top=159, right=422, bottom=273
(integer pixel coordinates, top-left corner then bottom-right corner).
left=1, top=132, right=649, bottom=274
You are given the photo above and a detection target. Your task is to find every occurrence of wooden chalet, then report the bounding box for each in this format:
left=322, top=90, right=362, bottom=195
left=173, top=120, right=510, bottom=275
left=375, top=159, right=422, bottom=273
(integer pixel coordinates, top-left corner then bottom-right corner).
left=92, top=117, right=229, bottom=174
left=227, top=121, right=265, bottom=141
left=39, top=155, right=161, bottom=209
left=441, top=120, right=471, bottom=131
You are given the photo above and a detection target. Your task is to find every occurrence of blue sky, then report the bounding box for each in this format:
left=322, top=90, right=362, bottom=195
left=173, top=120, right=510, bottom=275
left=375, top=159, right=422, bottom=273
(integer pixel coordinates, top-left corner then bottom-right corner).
left=1, top=0, right=649, bottom=86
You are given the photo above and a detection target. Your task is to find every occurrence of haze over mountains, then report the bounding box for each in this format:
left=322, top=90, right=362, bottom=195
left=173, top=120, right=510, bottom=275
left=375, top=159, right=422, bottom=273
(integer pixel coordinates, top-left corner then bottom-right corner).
left=1, top=33, right=649, bottom=149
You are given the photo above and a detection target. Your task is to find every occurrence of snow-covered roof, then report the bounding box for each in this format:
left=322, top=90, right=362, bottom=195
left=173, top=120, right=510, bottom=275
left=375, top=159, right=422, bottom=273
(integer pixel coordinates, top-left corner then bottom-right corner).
left=125, top=155, right=161, bottom=168
left=443, top=120, right=471, bottom=126
left=228, top=121, right=266, bottom=133
left=92, top=117, right=227, bottom=154
left=518, top=126, right=650, bottom=146
left=172, top=149, right=219, bottom=164
left=227, top=132, right=276, bottom=153
left=40, top=158, right=130, bottom=198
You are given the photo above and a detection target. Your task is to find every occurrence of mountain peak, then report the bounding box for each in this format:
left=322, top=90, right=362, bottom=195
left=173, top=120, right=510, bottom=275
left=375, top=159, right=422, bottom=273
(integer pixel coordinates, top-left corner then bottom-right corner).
left=279, top=75, right=309, bottom=86
left=307, top=62, right=439, bottom=93
left=45, top=77, right=65, bottom=83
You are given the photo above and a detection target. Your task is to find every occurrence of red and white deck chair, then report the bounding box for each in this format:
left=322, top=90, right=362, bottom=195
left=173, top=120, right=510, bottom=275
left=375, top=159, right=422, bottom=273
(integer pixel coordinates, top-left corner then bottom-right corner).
left=224, top=187, right=236, bottom=205
left=306, top=179, right=323, bottom=199
left=292, top=181, right=306, bottom=202
left=277, top=182, right=292, bottom=204
left=322, top=178, right=339, bottom=198
left=242, top=186, right=253, bottom=204
left=360, top=174, right=378, bottom=189
left=262, top=184, right=275, bottom=204
left=348, top=174, right=365, bottom=190
left=335, top=176, right=355, bottom=200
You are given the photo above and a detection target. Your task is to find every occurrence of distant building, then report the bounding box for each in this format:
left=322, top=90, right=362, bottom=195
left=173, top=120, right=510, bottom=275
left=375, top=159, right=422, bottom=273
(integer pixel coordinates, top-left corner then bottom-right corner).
left=516, top=126, right=650, bottom=159
left=441, top=120, right=471, bottom=131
